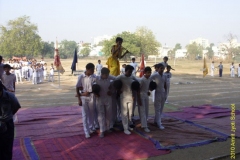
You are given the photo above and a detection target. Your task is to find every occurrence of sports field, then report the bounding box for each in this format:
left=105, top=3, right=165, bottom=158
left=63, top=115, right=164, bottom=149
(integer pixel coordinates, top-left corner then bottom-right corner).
left=15, top=58, right=240, bottom=160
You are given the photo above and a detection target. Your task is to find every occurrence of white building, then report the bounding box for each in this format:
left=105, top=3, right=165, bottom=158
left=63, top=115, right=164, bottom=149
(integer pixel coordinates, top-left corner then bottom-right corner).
left=89, top=46, right=103, bottom=57
left=158, top=46, right=173, bottom=58
left=175, top=49, right=187, bottom=58
left=189, top=37, right=210, bottom=48
left=93, top=35, right=112, bottom=45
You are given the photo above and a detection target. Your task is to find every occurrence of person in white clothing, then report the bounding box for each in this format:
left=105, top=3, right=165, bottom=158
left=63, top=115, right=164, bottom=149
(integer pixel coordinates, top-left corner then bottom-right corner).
left=48, top=63, right=54, bottom=82
left=129, top=58, right=138, bottom=76
left=161, top=56, right=168, bottom=68
left=139, top=67, right=152, bottom=132
left=151, top=64, right=160, bottom=103
left=150, top=63, right=167, bottom=130
left=14, top=61, right=22, bottom=84
left=210, top=61, right=215, bottom=77
left=32, top=65, right=38, bottom=84
left=95, top=67, right=116, bottom=138
left=76, top=63, right=97, bottom=138
left=96, top=60, right=103, bottom=76
left=164, top=65, right=174, bottom=103
left=28, top=65, right=33, bottom=81
left=238, top=64, right=240, bottom=77
left=43, top=63, right=47, bottom=80
left=116, top=65, right=140, bottom=135
left=120, top=64, right=126, bottom=75
left=230, top=62, right=235, bottom=77
left=2, top=64, right=16, bottom=93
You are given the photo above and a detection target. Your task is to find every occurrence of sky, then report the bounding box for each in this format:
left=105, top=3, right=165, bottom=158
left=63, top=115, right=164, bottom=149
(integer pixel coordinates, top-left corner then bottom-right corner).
left=0, top=0, right=240, bottom=47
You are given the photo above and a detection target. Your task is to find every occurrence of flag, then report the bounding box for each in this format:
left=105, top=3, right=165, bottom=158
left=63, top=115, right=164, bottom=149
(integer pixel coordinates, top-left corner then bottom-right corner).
left=203, top=56, right=208, bottom=77
left=71, top=48, right=78, bottom=74
left=139, top=54, right=145, bottom=77
left=54, top=39, right=65, bottom=74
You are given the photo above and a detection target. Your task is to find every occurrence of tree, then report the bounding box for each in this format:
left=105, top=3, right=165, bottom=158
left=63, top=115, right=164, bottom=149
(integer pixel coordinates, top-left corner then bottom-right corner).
left=135, top=26, right=161, bottom=56
left=80, top=47, right=91, bottom=57
left=221, top=33, right=238, bottom=61
left=206, top=43, right=214, bottom=60
left=101, top=31, right=140, bottom=58
left=168, top=43, right=182, bottom=58
left=0, top=16, right=42, bottom=58
left=186, top=42, right=203, bottom=60
left=41, top=41, right=55, bottom=58
left=59, top=40, right=77, bottom=58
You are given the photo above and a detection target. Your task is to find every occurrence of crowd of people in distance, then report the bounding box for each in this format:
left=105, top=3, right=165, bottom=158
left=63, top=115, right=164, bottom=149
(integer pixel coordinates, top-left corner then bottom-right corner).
left=210, top=61, right=240, bottom=77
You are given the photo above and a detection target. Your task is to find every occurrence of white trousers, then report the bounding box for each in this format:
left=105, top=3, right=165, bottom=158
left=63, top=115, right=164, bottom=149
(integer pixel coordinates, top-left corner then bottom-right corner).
left=131, top=91, right=138, bottom=116
left=152, top=90, right=155, bottom=102
left=15, top=70, right=22, bottom=83
left=120, top=97, right=133, bottom=130
left=211, top=69, right=214, bottom=77
left=231, top=69, right=235, bottom=77
left=96, top=96, right=112, bottom=132
left=81, top=94, right=95, bottom=135
left=154, top=91, right=165, bottom=126
left=139, top=94, right=149, bottom=128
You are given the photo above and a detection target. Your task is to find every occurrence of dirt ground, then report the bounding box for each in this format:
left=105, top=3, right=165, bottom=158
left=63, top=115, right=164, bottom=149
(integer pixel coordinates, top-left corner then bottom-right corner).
left=15, top=58, right=240, bottom=160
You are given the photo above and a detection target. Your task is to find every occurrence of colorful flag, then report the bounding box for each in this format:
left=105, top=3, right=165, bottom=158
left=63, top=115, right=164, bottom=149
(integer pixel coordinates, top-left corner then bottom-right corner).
left=139, top=54, right=145, bottom=77
left=54, top=39, right=65, bottom=74
left=71, top=48, right=78, bottom=74
left=203, top=56, right=208, bottom=77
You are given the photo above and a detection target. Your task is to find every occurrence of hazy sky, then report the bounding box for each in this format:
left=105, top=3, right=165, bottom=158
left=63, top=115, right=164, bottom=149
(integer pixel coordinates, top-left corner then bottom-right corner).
left=1, top=0, right=240, bottom=47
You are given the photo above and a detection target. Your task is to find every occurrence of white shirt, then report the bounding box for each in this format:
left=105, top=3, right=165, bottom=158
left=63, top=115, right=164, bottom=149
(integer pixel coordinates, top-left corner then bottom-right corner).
left=76, top=72, right=96, bottom=93
left=120, top=67, right=125, bottom=75
left=230, top=65, right=235, bottom=71
left=50, top=66, right=54, bottom=75
left=96, top=64, right=103, bottom=72
left=2, top=73, right=16, bottom=91
left=129, top=62, right=138, bottom=73
left=95, top=75, right=116, bottom=97
left=140, top=76, right=151, bottom=96
left=150, top=72, right=167, bottom=93
left=164, top=72, right=172, bottom=84
left=161, top=62, right=168, bottom=68
left=116, top=74, right=138, bottom=98
left=211, top=63, right=215, bottom=70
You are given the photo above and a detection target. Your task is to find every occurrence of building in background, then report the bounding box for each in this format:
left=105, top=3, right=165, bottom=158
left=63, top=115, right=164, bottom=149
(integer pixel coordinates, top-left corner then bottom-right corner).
left=189, top=37, right=210, bottom=49
left=93, top=35, right=112, bottom=45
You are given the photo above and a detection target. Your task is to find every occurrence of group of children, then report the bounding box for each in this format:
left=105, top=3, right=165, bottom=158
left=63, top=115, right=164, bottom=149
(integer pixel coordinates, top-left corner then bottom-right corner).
left=0, top=56, right=56, bottom=95
left=211, top=61, right=240, bottom=77
left=76, top=56, right=173, bottom=139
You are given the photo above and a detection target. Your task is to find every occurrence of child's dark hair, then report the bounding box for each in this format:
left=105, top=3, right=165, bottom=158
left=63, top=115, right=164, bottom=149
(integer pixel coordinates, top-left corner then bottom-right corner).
left=131, top=81, right=140, bottom=91
left=86, top=63, right=95, bottom=70
left=116, top=37, right=123, bottom=43
left=101, top=67, right=110, bottom=75
left=132, top=58, right=135, bottom=61
left=163, top=56, right=168, bottom=60
left=92, top=84, right=101, bottom=96
left=98, top=60, right=101, bottom=62
left=125, top=65, right=134, bottom=72
left=3, top=64, right=12, bottom=69
left=144, top=66, right=151, bottom=72
left=113, top=80, right=122, bottom=90
left=158, top=63, right=164, bottom=68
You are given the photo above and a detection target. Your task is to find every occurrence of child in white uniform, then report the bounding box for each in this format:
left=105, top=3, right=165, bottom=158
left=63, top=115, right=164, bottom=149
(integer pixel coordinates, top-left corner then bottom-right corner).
left=120, top=64, right=126, bottom=75
left=230, top=62, right=235, bottom=77
left=164, top=65, right=173, bottom=103
left=43, top=63, right=47, bottom=80
left=32, top=65, right=38, bottom=84
left=238, top=64, right=240, bottom=77
left=96, top=60, right=103, bottom=76
left=151, top=64, right=160, bottom=102
left=49, top=64, right=54, bottom=82
left=129, top=58, right=138, bottom=76
left=95, top=67, right=116, bottom=138
left=139, top=67, right=152, bottom=132
left=76, top=63, right=96, bottom=138
left=150, top=63, right=167, bottom=130
left=210, top=61, right=215, bottom=77
left=116, top=65, right=139, bottom=135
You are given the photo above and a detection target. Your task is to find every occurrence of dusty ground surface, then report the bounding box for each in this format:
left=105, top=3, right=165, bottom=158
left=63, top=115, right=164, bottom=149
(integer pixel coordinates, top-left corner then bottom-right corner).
left=15, top=58, right=240, bottom=160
